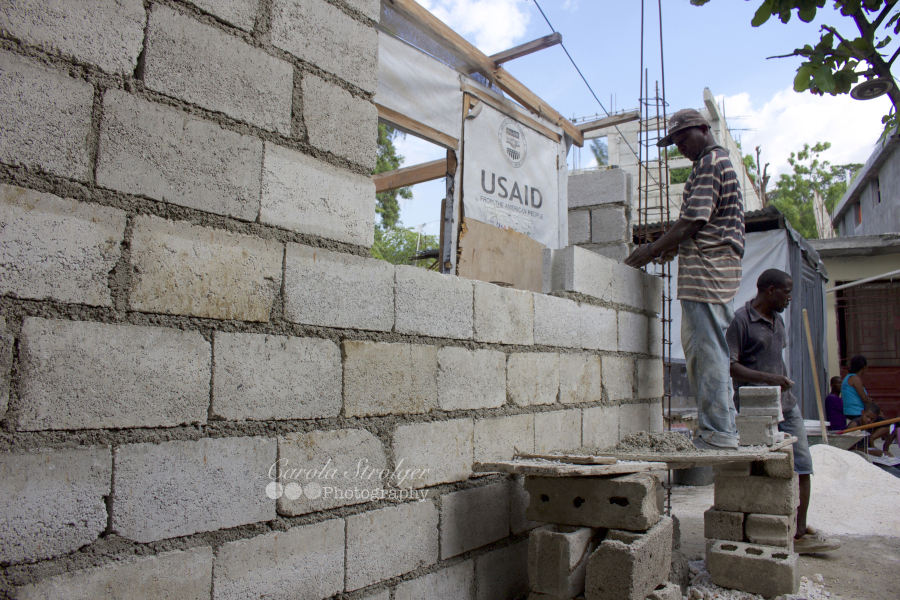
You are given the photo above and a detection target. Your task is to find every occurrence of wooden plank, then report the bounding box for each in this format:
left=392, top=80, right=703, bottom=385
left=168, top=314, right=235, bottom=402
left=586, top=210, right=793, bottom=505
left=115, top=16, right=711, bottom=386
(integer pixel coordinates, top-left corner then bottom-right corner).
left=385, top=0, right=584, bottom=146
left=514, top=453, right=617, bottom=465
left=456, top=217, right=544, bottom=293
left=376, top=102, right=458, bottom=150
left=594, top=437, right=798, bottom=469
left=576, top=110, right=640, bottom=133
left=473, top=460, right=667, bottom=477
left=373, top=159, right=446, bottom=193
left=489, top=32, right=562, bottom=65
left=836, top=415, right=900, bottom=434
left=461, top=84, right=561, bottom=143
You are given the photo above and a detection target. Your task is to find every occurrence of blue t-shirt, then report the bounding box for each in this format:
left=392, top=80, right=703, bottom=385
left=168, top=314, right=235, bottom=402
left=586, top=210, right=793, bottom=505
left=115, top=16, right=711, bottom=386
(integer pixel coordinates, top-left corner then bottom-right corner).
left=841, top=374, right=866, bottom=417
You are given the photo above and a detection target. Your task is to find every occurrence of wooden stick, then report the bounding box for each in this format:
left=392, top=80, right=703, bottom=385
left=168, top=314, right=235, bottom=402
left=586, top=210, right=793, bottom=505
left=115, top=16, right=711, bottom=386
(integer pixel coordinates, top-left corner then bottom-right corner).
left=373, top=159, right=446, bottom=193
left=460, top=83, right=561, bottom=142
left=803, top=309, right=829, bottom=445
left=513, top=453, right=617, bottom=465
left=836, top=415, right=900, bottom=434
left=376, top=103, right=458, bottom=150
left=576, top=110, right=640, bottom=133
left=489, top=32, right=562, bottom=65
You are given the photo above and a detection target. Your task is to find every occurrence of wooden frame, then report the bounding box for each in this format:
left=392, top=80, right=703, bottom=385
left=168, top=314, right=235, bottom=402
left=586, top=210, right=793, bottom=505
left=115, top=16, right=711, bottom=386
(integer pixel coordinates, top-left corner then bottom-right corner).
left=460, top=83, right=561, bottom=143
left=373, top=158, right=447, bottom=193
left=577, top=110, right=640, bottom=134
left=376, top=103, right=458, bottom=150
left=489, top=32, right=562, bottom=65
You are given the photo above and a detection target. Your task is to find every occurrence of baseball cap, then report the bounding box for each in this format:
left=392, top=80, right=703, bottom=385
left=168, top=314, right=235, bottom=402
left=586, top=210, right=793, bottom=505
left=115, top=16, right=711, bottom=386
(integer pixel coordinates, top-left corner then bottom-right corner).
left=657, top=109, right=710, bottom=147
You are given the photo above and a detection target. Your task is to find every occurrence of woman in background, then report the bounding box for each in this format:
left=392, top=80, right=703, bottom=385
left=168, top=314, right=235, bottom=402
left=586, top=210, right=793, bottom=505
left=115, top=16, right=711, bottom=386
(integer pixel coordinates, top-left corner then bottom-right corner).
left=842, top=355, right=871, bottom=421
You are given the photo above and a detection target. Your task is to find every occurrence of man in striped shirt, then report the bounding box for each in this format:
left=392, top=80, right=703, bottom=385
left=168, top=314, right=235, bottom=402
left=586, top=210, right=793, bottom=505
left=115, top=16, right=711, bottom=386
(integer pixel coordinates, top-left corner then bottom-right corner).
left=625, top=108, right=745, bottom=449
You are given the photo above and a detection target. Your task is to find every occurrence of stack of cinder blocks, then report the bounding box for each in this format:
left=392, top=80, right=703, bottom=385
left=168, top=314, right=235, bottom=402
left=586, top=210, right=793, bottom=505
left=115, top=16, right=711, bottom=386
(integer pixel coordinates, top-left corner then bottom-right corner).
left=523, top=473, right=682, bottom=600
left=703, top=444, right=800, bottom=596
left=735, top=386, right=782, bottom=446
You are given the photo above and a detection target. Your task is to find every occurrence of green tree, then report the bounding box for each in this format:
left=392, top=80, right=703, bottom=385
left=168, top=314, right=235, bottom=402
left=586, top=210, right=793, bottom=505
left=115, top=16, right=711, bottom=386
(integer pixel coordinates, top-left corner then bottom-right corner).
left=691, top=0, right=900, bottom=136
left=590, top=138, right=609, bottom=166
left=666, top=146, right=692, bottom=184
left=371, top=225, right=440, bottom=267
left=374, top=124, right=412, bottom=229
left=767, top=141, right=862, bottom=237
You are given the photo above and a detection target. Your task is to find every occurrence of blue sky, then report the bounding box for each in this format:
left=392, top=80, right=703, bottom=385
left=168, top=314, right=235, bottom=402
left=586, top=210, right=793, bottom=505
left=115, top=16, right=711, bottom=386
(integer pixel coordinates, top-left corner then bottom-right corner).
left=394, top=0, right=893, bottom=235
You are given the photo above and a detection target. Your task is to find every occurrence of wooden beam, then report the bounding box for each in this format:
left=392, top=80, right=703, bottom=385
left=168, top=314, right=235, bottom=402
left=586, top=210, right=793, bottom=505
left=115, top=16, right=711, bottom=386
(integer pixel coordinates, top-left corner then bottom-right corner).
left=489, top=32, right=562, bottom=65
left=576, top=110, right=640, bottom=133
left=373, top=159, right=446, bottom=193
left=376, top=103, right=458, bottom=150
left=461, top=85, right=560, bottom=143
left=385, top=0, right=584, bottom=147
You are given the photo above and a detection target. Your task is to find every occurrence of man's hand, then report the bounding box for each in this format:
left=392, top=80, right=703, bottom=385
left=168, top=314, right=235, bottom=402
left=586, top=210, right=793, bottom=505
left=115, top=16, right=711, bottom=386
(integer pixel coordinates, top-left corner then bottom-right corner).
left=767, top=374, right=794, bottom=391
left=624, top=244, right=655, bottom=269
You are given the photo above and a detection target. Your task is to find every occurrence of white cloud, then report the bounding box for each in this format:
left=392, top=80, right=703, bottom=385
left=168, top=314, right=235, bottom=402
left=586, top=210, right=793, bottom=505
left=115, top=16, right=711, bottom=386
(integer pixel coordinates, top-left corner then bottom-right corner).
left=419, top=0, right=531, bottom=55
left=718, top=87, right=891, bottom=182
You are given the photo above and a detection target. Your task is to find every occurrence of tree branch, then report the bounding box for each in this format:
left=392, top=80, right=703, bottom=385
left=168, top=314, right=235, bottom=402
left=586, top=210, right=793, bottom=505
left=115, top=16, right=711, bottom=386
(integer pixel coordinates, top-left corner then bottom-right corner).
left=871, top=0, right=898, bottom=32
left=822, top=25, right=868, bottom=59
left=890, top=45, right=900, bottom=66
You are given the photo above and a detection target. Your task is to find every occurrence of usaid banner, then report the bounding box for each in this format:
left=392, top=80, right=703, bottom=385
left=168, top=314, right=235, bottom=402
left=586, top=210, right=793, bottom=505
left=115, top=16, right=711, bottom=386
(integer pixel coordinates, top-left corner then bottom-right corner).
left=462, top=103, right=560, bottom=247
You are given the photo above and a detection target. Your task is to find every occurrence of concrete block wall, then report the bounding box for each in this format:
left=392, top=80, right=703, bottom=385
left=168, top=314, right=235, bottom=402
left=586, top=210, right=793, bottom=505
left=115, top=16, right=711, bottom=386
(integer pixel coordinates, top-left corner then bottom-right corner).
left=0, top=1, right=663, bottom=598
left=567, top=168, right=635, bottom=262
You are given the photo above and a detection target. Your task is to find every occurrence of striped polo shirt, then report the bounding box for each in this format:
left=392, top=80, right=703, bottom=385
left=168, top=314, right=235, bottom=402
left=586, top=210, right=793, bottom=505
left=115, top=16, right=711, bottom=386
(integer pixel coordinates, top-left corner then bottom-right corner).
left=677, top=145, right=745, bottom=304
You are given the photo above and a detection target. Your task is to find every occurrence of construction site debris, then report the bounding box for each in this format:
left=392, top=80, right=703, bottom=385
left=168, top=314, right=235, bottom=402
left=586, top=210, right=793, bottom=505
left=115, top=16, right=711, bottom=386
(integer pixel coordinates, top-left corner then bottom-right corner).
left=614, top=431, right=700, bottom=454
left=686, top=560, right=832, bottom=600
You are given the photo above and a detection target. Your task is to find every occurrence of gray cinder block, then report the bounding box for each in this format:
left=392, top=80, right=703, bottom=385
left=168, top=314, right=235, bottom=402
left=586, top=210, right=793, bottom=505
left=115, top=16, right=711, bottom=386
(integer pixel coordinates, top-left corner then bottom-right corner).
left=568, top=169, right=631, bottom=209
left=744, top=513, right=795, bottom=547
left=395, top=561, right=474, bottom=600
left=393, top=418, right=474, bottom=487
left=579, top=303, right=617, bottom=352
left=0, top=185, right=126, bottom=307
left=474, top=281, right=535, bottom=345
left=0, top=50, right=93, bottom=180
left=343, top=340, right=438, bottom=417
left=18, top=318, right=210, bottom=431
left=647, top=582, right=684, bottom=600
left=738, top=386, right=781, bottom=409
left=736, top=415, right=777, bottom=446
left=440, top=482, right=511, bottom=559
left=191, top=0, right=258, bottom=30
left=474, top=414, right=535, bottom=463
left=618, top=402, right=650, bottom=439
left=302, top=73, right=378, bottom=170
left=703, top=508, right=744, bottom=542
left=582, top=405, right=619, bottom=451
left=438, top=346, right=505, bottom=411
left=584, top=516, right=673, bottom=600
left=508, top=352, right=560, bottom=406
left=602, top=355, right=634, bottom=402
left=475, top=541, right=529, bottom=600
left=707, top=540, right=799, bottom=597
left=261, top=142, right=376, bottom=246
left=214, top=519, right=344, bottom=600
left=272, top=0, right=378, bottom=93
left=143, top=5, right=293, bottom=134
left=0, top=447, right=111, bottom=564
left=524, top=473, right=661, bottom=531
left=761, top=447, right=795, bottom=479
left=559, top=353, right=602, bottom=405
left=528, top=525, right=599, bottom=597
left=535, top=409, right=582, bottom=454
left=714, top=473, right=799, bottom=515
left=568, top=209, right=591, bottom=244
left=0, top=317, right=11, bottom=417
left=637, top=358, right=664, bottom=399
left=617, top=311, right=649, bottom=354
left=533, top=293, right=581, bottom=349
left=395, top=266, right=473, bottom=339
left=16, top=547, right=213, bottom=600
left=590, top=205, right=629, bottom=243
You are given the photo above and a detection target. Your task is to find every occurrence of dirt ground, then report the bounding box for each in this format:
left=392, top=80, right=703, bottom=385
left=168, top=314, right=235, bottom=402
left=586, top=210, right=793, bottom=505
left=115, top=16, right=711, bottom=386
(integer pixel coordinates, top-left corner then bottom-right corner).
left=670, top=484, right=900, bottom=600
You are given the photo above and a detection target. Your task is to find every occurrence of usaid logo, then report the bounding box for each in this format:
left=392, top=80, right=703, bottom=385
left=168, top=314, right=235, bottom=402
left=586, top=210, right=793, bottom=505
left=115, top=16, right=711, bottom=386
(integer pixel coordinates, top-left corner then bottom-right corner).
left=498, top=118, right=527, bottom=168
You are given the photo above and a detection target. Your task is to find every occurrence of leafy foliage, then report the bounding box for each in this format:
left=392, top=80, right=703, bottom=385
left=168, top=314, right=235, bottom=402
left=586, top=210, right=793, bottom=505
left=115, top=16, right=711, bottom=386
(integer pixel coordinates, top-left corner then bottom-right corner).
left=371, top=225, right=439, bottom=267
left=374, top=124, right=412, bottom=229
left=690, top=0, right=900, bottom=137
left=590, top=138, right=609, bottom=166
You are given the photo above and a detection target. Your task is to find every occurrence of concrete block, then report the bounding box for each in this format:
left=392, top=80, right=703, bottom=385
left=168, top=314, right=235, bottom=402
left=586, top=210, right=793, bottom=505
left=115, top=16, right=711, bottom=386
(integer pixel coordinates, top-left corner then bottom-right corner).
left=618, top=311, right=649, bottom=354
left=346, top=500, right=439, bottom=590
left=585, top=516, right=673, bottom=600
left=533, top=293, right=581, bottom=348
left=438, top=346, right=506, bottom=411
left=591, top=205, right=629, bottom=243
left=302, top=73, right=377, bottom=169
left=739, top=406, right=781, bottom=418
left=0, top=185, right=126, bottom=306
left=130, top=215, right=283, bottom=321
left=344, top=341, right=438, bottom=416
left=475, top=541, right=529, bottom=600
left=568, top=209, right=591, bottom=244
left=559, top=353, right=602, bottom=405
left=762, top=448, right=795, bottom=479
left=582, top=405, right=619, bottom=451
left=16, top=547, right=213, bottom=600
left=212, top=332, right=341, bottom=421
left=213, top=519, right=343, bottom=599
left=143, top=5, right=292, bottom=134
left=261, top=142, right=375, bottom=246
left=649, top=400, right=664, bottom=432
left=568, top=169, right=631, bottom=209
left=272, top=0, right=378, bottom=93
left=345, top=0, right=380, bottom=20
left=647, top=582, right=682, bottom=600
left=0, top=51, right=93, bottom=180
left=113, top=437, right=275, bottom=543
left=0, top=318, right=11, bottom=416
left=579, top=303, right=617, bottom=351
left=510, top=475, right=542, bottom=534
left=284, top=243, right=393, bottom=330
left=475, top=414, right=534, bottom=463
left=745, top=513, right=794, bottom=547
left=441, top=482, right=511, bottom=558
left=395, top=266, right=473, bottom=339
left=619, top=402, right=650, bottom=438
left=584, top=243, right=630, bottom=262
left=18, top=318, right=209, bottom=431
left=714, top=473, right=799, bottom=515
left=0, top=0, right=145, bottom=74
left=191, top=0, right=259, bottom=30
left=535, top=409, right=582, bottom=454
left=474, top=282, right=534, bottom=345
left=277, top=428, right=386, bottom=514
left=735, top=415, right=776, bottom=446
left=637, top=358, right=664, bottom=399
left=528, top=525, right=599, bottom=597
left=395, top=561, right=475, bottom=600
left=0, top=447, right=110, bottom=564
left=649, top=317, right=662, bottom=357
left=524, top=473, right=661, bottom=531
left=98, top=90, right=262, bottom=221
left=602, top=356, right=634, bottom=401
left=707, top=540, right=799, bottom=597
left=738, top=385, right=781, bottom=409
left=703, top=508, right=743, bottom=542
left=393, top=418, right=473, bottom=487
left=508, top=352, right=559, bottom=406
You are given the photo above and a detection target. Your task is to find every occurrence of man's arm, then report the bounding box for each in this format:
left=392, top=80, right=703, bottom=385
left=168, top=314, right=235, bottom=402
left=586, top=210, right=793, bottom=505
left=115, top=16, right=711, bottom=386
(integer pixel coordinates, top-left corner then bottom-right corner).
left=849, top=374, right=872, bottom=404
left=624, top=216, right=704, bottom=269
left=729, top=362, right=794, bottom=391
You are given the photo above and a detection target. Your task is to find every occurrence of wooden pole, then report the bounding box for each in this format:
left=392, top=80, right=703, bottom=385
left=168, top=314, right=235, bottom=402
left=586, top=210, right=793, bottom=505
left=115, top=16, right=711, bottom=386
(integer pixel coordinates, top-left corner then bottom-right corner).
left=836, top=415, right=900, bottom=434
left=802, top=309, right=829, bottom=444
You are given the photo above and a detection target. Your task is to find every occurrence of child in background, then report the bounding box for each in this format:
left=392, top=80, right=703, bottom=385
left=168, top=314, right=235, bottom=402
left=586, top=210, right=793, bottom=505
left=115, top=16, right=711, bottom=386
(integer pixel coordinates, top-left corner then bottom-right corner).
left=824, top=376, right=845, bottom=431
